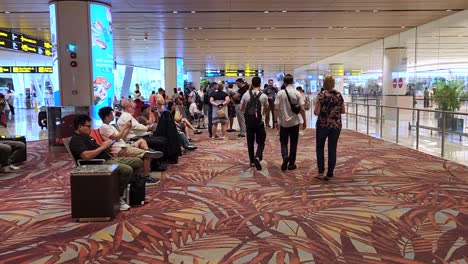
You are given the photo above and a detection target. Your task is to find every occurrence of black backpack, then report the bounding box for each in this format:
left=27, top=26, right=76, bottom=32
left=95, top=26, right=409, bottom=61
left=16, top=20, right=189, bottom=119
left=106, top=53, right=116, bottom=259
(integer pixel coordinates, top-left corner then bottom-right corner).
left=203, top=92, right=210, bottom=105
left=195, top=91, right=203, bottom=110
left=244, top=90, right=262, bottom=128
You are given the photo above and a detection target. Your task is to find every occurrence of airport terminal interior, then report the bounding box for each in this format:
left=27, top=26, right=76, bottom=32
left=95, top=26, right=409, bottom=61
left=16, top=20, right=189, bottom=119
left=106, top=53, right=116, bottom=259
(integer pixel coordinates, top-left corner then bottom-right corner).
left=1, top=1, right=468, bottom=263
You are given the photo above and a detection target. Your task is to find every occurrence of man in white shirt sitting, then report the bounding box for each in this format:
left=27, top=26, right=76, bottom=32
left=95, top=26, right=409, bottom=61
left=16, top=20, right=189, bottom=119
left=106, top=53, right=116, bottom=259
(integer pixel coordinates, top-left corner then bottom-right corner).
left=189, top=101, right=205, bottom=129
left=99, top=106, right=162, bottom=185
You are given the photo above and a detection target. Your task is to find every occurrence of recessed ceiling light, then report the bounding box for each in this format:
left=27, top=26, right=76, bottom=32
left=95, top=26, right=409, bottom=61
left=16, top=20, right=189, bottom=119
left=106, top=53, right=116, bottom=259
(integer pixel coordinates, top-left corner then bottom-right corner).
left=355, top=10, right=360, bottom=12
left=264, top=11, right=269, bottom=13
left=205, top=38, right=208, bottom=40
left=446, top=9, right=452, bottom=12
left=173, top=11, right=178, bottom=13
left=184, top=27, right=188, bottom=30
left=256, top=27, right=261, bottom=30
left=131, top=38, right=135, bottom=41
left=270, top=27, right=275, bottom=29
left=401, top=26, right=406, bottom=28
left=329, top=26, right=333, bottom=29
left=343, top=27, right=347, bottom=29
left=373, top=10, right=379, bottom=13
left=4, top=11, right=10, bottom=14
left=282, top=10, right=287, bottom=13
left=263, top=38, right=268, bottom=40
left=37, top=28, right=42, bottom=30
left=191, top=11, right=196, bottom=13
left=198, top=27, right=203, bottom=30
left=193, top=38, right=197, bottom=41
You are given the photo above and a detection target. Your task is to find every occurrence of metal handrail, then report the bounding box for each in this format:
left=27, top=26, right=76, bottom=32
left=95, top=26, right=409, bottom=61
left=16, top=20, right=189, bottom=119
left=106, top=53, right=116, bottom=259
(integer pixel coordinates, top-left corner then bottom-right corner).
left=343, top=101, right=468, bottom=160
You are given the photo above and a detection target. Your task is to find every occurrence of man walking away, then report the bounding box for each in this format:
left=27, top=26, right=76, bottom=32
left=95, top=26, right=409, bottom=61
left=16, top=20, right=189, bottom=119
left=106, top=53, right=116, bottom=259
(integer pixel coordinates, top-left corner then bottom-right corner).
left=274, top=74, right=306, bottom=171
left=233, top=78, right=248, bottom=137
left=264, top=79, right=277, bottom=128
left=240, top=76, right=269, bottom=170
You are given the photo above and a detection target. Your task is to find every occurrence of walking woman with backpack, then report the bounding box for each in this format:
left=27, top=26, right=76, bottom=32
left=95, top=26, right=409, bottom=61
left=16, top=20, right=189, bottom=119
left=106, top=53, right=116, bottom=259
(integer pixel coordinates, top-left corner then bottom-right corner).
left=314, top=75, right=345, bottom=181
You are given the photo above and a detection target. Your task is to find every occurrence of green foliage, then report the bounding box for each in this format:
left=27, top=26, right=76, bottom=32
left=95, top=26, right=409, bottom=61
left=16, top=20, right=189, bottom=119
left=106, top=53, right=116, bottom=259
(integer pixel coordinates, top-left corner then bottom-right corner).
left=433, top=79, right=465, bottom=112
left=200, top=79, right=210, bottom=90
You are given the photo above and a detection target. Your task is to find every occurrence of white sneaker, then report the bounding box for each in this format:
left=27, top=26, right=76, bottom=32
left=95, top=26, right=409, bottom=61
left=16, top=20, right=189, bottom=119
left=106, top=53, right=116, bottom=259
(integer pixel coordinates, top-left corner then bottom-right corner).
left=9, top=165, right=20, bottom=171
left=119, top=197, right=130, bottom=211
left=0, top=166, right=13, bottom=173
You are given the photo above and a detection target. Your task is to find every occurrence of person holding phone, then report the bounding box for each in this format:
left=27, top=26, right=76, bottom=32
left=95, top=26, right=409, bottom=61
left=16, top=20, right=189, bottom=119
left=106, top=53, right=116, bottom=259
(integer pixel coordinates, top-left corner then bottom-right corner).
left=99, top=107, right=162, bottom=186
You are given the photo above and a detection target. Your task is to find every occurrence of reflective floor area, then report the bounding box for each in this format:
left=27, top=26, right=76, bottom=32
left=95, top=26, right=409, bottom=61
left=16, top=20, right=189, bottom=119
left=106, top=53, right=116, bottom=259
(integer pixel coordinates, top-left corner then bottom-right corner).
left=2, top=106, right=468, bottom=166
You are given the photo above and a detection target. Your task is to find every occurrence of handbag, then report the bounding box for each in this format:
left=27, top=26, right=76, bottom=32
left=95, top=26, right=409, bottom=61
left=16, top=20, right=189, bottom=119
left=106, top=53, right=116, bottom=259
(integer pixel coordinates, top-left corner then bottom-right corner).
left=217, top=107, right=226, bottom=118
left=285, top=89, right=301, bottom=114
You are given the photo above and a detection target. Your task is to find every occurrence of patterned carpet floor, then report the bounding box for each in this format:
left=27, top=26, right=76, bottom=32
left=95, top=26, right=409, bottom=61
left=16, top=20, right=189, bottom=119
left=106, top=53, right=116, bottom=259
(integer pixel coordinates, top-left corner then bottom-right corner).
left=0, top=129, right=467, bottom=264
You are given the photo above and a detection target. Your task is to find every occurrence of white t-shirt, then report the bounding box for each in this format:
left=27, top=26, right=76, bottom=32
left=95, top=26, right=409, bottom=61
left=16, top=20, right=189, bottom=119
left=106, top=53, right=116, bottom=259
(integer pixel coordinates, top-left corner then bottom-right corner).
left=189, top=102, right=201, bottom=116
left=117, top=111, right=150, bottom=139
left=274, top=86, right=304, bottom=128
left=4, top=93, right=14, bottom=105
left=240, top=89, right=269, bottom=122
left=99, top=123, right=127, bottom=155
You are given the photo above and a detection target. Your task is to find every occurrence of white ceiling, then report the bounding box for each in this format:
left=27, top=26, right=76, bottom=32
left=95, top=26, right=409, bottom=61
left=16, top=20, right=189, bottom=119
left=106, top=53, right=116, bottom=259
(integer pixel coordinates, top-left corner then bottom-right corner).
left=0, top=0, right=467, bottom=75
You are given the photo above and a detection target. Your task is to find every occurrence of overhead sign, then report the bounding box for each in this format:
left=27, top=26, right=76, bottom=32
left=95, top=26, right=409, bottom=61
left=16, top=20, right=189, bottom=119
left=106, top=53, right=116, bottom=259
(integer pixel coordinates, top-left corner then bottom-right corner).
left=0, top=66, right=53, bottom=74
left=0, top=28, right=52, bottom=57
left=204, top=69, right=264, bottom=77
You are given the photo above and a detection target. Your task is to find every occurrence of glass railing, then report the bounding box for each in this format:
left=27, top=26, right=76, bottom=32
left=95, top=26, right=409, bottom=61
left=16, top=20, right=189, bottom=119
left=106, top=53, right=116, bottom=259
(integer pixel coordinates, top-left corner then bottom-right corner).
left=340, top=102, right=468, bottom=166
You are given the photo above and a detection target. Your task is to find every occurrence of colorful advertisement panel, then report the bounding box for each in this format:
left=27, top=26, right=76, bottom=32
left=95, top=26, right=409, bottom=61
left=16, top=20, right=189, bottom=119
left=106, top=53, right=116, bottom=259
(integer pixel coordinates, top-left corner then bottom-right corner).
left=49, top=3, right=60, bottom=106
left=90, top=3, right=114, bottom=117
left=176, top=58, right=184, bottom=90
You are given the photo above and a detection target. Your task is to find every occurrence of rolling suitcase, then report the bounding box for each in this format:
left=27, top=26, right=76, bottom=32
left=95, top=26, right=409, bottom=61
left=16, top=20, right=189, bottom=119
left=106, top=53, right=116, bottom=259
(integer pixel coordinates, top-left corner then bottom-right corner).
left=38, top=110, right=47, bottom=129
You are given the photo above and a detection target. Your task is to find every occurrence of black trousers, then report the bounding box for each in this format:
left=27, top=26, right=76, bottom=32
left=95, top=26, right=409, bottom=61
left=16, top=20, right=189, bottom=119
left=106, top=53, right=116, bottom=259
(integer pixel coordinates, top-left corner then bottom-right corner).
left=316, top=126, right=341, bottom=176
left=246, top=122, right=266, bottom=163
left=280, top=124, right=300, bottom=165
left=208, top=109, right=213, bottom=137
left=8, top=103, right=14, bottom=116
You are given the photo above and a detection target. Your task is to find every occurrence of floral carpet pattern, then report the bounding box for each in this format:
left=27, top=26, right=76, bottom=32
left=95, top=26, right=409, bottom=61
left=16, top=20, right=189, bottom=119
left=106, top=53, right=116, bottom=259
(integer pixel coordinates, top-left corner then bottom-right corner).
left=0, top=129, right=467, bottom=264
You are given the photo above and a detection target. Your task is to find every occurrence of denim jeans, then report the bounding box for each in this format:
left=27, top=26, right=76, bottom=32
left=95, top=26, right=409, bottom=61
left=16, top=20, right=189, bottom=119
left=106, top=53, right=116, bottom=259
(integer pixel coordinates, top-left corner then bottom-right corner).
left=316, top=126, right=341, bottom=176
left=279, top=124, right=300, bottom=165
left=246, top=122, right=266, bottom=163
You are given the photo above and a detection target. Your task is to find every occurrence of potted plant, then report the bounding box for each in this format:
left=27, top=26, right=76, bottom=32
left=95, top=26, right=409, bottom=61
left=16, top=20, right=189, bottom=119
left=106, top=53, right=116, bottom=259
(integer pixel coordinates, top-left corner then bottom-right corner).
left=432, top=78, right=465, bottom=132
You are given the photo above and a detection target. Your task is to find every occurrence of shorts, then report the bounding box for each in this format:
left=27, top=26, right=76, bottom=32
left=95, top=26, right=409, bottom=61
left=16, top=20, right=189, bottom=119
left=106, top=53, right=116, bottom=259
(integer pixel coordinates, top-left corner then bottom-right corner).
left=118, top=145, right=145, bottom=159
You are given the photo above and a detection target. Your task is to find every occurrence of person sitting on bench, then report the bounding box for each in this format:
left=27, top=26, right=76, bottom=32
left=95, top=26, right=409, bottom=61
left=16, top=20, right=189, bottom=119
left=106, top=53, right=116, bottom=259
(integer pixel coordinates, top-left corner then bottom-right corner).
left=98, top=107, right=162, bottom=186
left=69, top=114, right=142, bottom=211
left=0, top=141, right=25, bottom=173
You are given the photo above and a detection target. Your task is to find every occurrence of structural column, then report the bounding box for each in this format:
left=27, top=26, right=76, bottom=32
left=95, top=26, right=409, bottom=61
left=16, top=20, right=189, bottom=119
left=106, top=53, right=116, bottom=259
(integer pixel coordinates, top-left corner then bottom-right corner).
left=49, top=1, right=114, bottom=111
left=382, top=47, right=412, bottom=120
left=187, top=71, right=202, bottom=90
left=383, top=47, right=407, bottom=96
left=160, top=57, right=184, bottom=96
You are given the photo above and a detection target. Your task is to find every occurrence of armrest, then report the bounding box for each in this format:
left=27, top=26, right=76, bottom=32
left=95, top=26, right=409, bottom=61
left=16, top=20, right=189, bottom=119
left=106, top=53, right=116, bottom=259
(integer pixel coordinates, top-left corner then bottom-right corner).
left=77, top=159, right=106, bottom=166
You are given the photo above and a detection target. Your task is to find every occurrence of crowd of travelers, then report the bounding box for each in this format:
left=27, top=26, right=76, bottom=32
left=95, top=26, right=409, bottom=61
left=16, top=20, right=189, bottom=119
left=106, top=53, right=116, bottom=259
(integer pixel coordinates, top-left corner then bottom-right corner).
left=0, top=74, right=345, bottom=212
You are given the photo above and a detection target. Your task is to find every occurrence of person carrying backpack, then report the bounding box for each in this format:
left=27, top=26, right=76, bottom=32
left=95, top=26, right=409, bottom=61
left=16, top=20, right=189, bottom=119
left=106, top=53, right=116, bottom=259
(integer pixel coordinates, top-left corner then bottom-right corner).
left=240, top=76, right=269, bottom=170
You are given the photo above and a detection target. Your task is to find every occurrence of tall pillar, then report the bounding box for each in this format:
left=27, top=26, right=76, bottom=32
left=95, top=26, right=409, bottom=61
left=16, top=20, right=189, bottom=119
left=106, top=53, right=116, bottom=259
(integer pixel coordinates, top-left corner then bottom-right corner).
left=383, top=47, right=407, bottom=96
left=382, top=47, right=412, bottom=120
left=160, top=57, right=184, bottom=96
left=187, top=71, right=201, bottom=90
left=330, top=63, right=344, bottom=93
left=49, top=1, right=114, bottom=112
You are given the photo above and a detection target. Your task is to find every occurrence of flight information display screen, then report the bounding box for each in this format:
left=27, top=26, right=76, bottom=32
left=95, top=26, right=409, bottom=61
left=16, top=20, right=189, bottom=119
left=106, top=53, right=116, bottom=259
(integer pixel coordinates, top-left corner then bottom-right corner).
left=0, top=28, right=52, bottom=56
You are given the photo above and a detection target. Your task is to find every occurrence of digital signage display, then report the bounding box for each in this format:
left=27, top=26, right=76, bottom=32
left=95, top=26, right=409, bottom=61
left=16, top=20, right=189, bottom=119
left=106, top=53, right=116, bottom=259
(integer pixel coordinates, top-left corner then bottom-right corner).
left=49, top=3, right=60, bottom=106
left=176, top=58, right=184, bottom=89
left=90, top=3, right=114, bottom=118
left=0, top=28, right=52, bottom=57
